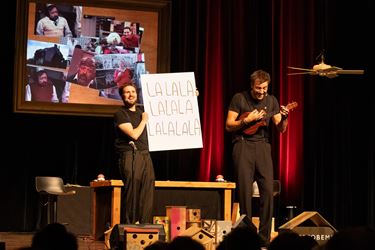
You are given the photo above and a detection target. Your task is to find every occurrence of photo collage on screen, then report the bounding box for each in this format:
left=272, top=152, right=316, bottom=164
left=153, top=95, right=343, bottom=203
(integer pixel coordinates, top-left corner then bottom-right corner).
left=26, top=3, right=146, bottom=104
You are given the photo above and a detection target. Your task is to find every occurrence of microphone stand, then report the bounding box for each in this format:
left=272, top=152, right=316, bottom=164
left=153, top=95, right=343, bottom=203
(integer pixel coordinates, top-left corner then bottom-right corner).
left=130, top=142, right=137, bottom=223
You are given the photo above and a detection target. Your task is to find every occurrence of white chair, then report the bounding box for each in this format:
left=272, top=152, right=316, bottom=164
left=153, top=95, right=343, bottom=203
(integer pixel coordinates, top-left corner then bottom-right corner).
left=232, top=180, right=281, bottom=224
left=252, top=180, right=281, bottom=197
left=35, top=176, right=76, bottom=224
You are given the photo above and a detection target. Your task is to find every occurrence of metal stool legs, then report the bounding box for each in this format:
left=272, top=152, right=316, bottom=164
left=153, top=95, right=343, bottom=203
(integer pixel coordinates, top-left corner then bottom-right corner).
left=46, top=195, right=58, bottom=224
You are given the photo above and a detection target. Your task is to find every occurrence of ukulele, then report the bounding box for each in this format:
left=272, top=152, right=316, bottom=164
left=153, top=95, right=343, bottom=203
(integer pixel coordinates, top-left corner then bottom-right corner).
left=239, top=101, right=298, bottom=135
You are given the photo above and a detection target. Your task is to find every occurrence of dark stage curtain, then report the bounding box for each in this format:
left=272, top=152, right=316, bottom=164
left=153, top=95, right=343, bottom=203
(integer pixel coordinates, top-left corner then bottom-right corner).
left=197, top=0, right=225, bottom=181
left=172, top=0, right=375, bottom=229
left=301, top=0, right=375, bottom=229
left=274, top=0, right=374, bottom=228
left=272, top=0, right=312, bottom=208
left=170, top=0, right=225, bottom=181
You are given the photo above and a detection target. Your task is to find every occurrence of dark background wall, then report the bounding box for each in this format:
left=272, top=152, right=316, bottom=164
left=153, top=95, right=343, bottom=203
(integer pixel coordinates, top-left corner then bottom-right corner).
left=1, top=0, right=375, bottom=231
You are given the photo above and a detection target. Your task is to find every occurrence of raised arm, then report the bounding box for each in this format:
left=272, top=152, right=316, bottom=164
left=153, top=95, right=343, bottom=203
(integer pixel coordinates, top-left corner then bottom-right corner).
left=118, top=112, right=148, bottom=140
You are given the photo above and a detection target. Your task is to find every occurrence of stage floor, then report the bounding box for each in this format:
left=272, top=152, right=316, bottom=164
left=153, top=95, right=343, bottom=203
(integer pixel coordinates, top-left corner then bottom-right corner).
left=0, top=232, right=106, bottom=250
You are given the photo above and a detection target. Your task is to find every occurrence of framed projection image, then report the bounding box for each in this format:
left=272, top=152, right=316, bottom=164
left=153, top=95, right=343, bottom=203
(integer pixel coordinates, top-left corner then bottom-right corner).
left=13, top=0, right=171, bottom=116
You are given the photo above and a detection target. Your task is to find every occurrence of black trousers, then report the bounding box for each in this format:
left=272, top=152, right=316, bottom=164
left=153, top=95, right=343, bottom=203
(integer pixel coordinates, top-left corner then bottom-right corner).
left=119, top=150, right=155, bottom=224
left=232, top=138, right=274, bottom=245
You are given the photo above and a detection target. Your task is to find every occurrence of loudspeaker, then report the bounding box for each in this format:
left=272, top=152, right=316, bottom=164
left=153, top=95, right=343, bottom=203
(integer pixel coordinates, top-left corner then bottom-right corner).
left=57, top=186, right=92, bottom=235
left=278, top=211, right=337, bottom=245
left=110, top=224, right=166, bottom=249
left=125, top=227, right=159, bottom=250
left=232, top=214, right=257, bottom=233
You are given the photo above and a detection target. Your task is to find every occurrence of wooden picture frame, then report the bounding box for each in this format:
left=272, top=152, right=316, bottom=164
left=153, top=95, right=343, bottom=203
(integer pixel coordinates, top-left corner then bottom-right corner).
left=13, top=0, right=171, bottom=116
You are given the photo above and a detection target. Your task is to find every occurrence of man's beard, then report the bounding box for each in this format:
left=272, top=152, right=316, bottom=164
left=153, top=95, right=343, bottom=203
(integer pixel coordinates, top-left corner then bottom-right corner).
left=252, top=90, right=265, bottom=101
left=77, top=74, right=90, bottom=86
left=38, top=81, right=48, bottom=87
left=255, top=93, right=265, bottom=99
left=125, top=97, right=137, bottom=107
left=49, top=16, right=58, bottom=21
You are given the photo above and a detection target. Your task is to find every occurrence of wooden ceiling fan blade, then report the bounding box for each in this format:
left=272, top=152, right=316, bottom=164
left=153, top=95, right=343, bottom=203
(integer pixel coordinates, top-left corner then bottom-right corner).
left=288, top=72, right=312, bottom=75
left=336, top=70, right=364, bottom=75
left=288, top=66, right=315, bottom=72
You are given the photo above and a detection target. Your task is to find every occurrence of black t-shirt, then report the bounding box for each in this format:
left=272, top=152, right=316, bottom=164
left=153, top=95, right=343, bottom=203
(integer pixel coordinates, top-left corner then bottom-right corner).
left=114, top=106, right=149, bottom=152
left=228, top=91, right=280, bottom=141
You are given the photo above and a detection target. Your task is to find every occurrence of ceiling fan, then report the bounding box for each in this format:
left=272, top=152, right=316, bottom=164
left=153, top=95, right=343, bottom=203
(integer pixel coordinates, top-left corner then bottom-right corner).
left=288, top=54, right=364, bottom=78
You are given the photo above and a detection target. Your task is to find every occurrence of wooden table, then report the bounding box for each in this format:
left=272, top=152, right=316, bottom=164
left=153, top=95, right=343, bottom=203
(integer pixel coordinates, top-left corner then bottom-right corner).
left=90, top=180, right=123, bottom=239
left=90, top=180, right=236, bottom=239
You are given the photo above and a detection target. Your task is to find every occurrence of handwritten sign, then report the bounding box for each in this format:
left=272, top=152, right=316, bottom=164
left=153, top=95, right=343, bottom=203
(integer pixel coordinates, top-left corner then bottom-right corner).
left=140, top=72, right=203, bottom=151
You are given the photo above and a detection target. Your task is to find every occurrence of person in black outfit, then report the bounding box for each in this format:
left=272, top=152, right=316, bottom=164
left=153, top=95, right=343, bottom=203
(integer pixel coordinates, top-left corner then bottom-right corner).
left=225, top=69, right=290, bottom=247
left=114, top=82, right=155, bottom=224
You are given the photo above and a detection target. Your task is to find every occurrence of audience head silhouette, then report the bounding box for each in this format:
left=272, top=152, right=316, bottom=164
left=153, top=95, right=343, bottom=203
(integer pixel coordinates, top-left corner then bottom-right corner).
left=323, top=226, right=375, bottom=250
left=31, top=223, right=78, bottom=250
left=167, top=236, right=204, bottom=250
left=216, top=226, right=261, bottom=250
left=268, top=230, right=318, bottom=250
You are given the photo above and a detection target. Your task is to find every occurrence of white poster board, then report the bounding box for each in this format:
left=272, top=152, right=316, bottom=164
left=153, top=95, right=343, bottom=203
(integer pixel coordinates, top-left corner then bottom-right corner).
left=140, top=72, right=203, bottom=151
